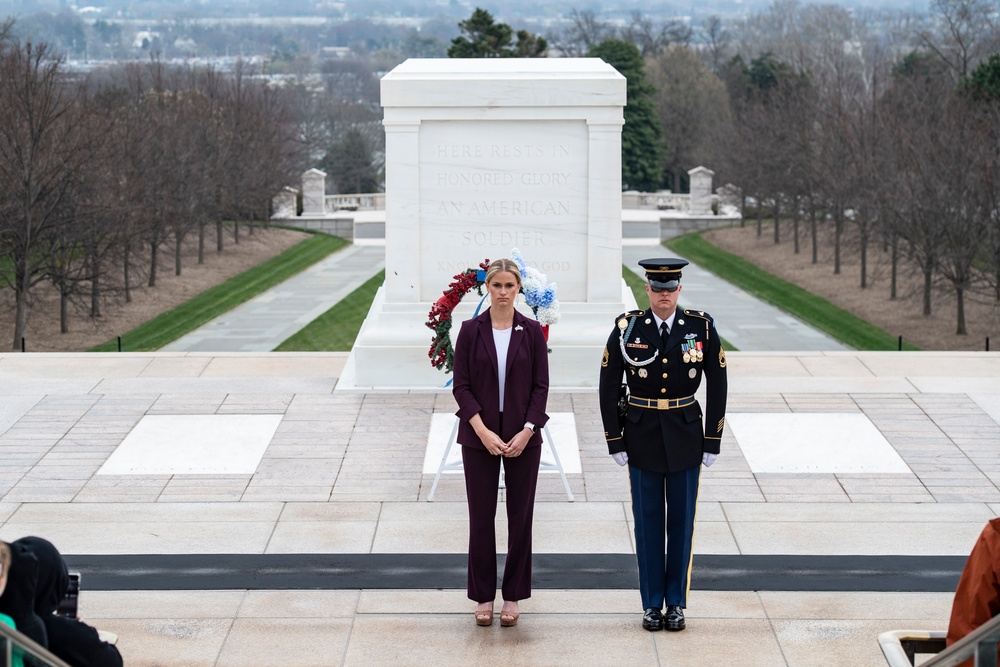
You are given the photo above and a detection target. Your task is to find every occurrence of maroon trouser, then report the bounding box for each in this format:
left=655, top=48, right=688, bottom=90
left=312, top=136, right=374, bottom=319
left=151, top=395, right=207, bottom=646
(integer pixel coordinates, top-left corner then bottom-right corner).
left=462, top=443, right=542, bottom=603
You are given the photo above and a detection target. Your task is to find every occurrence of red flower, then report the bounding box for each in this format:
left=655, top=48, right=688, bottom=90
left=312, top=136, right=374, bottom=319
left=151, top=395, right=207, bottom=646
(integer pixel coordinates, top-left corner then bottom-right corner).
left=426, top=262, right=488, bottom=373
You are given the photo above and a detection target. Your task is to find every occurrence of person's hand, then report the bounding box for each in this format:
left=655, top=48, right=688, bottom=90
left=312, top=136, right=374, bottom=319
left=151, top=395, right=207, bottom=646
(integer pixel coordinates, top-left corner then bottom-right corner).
left=612, top=451, right=628, bottom=466
left=477, top=429, right=506, bottom=456
left=702, top=452, right=718, bottom=467
left=502, top=428, right=532, bottom=457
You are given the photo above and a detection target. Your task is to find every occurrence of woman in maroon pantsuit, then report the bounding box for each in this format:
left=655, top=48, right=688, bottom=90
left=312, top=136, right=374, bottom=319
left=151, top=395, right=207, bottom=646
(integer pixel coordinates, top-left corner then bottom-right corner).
left=452, top=258, right=550, bottom=627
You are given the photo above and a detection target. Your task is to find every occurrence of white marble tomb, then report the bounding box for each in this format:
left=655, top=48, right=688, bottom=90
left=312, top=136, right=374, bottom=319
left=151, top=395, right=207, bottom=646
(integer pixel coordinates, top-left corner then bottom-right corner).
left=346, top=58, right=631, bottom=388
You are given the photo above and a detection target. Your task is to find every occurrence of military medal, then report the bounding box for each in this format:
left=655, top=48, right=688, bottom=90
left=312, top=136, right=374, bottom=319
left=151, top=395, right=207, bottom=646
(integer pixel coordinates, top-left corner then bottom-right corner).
left=682, top=334, right=698, bottom=363
left=696, top=341, right=704, bottom=361
left=638, top=368, right=648, bottom=378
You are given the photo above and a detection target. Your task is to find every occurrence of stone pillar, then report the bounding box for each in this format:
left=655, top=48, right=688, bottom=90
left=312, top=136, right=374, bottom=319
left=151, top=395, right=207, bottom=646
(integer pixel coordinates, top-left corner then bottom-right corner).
left=688, top=166, right=715, bottom=215
left=301, top=168, right=327, bottom=217
left=271, top=187, right=297, bottom=219
left=348, top=58, right=628, bottom=388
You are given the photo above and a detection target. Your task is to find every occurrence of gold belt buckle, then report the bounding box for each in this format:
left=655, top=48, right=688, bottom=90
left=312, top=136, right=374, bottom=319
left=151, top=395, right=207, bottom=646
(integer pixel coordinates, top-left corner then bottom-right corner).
left=657, top=398, right=670, bottom=410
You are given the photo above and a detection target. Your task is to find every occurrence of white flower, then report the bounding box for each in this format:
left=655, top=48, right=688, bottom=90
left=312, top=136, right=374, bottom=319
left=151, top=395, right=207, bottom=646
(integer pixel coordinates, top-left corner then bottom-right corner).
left=509, top=247, right=560, bottom=326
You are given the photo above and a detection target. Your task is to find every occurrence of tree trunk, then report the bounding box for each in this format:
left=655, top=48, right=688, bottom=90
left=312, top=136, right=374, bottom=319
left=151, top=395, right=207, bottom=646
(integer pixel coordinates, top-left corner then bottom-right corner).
left=860, top=230, right=868, bottom=289
left=124, top=242, right=132, bottom=303
left=956, top=285, right=966, bottom=335
left=756, top=202, right=763, bottom=238
left=890, top=235, right=898, bottom=300
left=773, top=200, right=780, bottom=244
left=60, top=288, right=69, bottom=334
left=833, top=209, right=842, bottom=275
left=923, top=265, right=933, bottom=316
left=216, top=220, right=224, bottom=253
left=175, top=234, right=183, bottom=276
left=149, top=239, right=158, bottom=287
left=13, top=286, right=29, bottom=351
left=792, top=198, right=800, bottom=254
left=198, top=222, right=205, bottom=265
left=91, top=256, right=101, bottom=318
left=740, top=196, right=747, bottom=228
left=234, top=218, right=240, bottom=245
left=810, top=205, right=818, bottom=264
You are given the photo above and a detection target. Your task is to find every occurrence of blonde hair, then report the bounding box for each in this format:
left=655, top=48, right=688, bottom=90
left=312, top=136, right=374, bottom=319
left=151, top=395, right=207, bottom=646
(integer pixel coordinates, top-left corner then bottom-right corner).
left=0, top=540, right=9, bottom=580
left=485, top=258, right=522, bottom=286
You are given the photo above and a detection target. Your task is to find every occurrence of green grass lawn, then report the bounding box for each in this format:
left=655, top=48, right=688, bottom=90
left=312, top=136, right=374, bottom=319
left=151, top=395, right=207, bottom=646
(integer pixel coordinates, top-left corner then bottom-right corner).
left=88, top=228, right=907, bottom=354
left=274, top=269, right=385, bottom=351
left=89, top=233, right=349, bottom=352
left=665, top=233, right=920, bottom=351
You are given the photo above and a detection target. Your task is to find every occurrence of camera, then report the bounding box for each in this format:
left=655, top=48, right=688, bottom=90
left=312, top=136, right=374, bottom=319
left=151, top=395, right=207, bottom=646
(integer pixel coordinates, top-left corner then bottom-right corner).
left=56, top=572, right=80, bottom=618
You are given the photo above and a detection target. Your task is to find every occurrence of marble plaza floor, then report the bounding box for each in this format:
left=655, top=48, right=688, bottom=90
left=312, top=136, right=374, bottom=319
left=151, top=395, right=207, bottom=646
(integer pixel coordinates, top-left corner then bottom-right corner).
left=1, top=350, right=999, bottom=666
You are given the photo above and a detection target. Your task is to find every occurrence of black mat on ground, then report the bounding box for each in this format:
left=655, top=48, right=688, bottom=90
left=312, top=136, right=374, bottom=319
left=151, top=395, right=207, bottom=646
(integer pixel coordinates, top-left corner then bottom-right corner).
left=61, top=554, right=966, bottom=592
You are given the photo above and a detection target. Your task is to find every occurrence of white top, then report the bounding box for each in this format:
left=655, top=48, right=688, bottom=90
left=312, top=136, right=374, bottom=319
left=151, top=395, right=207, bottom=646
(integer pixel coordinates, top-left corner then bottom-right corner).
left=493, top=327, right=512, bottom=412
left=652, top=310, right=677, bottom=337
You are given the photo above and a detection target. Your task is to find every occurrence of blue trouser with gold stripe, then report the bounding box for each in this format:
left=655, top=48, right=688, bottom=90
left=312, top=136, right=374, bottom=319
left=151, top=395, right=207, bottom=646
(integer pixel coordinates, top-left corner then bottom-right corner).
left=628, top=464, right=701, bottom=610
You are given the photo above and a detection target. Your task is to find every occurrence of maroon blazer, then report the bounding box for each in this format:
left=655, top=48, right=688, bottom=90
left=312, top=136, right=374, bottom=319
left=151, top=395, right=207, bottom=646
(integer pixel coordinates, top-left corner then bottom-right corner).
left=452, top=308, right=550, bottom=449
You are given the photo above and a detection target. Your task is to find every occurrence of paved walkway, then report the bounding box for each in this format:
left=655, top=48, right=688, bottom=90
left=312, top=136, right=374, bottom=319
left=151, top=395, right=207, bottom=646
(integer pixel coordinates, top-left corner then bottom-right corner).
left=162, top=239, right=849, bottom=354
left=1, top=351, right=998, bottom=666
left=162, top=244, right=385, bottom=352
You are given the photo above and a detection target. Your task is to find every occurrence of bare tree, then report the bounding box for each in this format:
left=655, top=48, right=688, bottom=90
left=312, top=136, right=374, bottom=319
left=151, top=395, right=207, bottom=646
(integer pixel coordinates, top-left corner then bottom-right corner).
left=918, top=0, right=1000, bottom=80
left=701, top=16, right=733, bottom=73
left=0, top=39, right=92, bottom=348
left=622, top=11, right=692, bottom=57
left=646, top=45, right=732, bottom=194
left=547, top=10, right=616, bottom=58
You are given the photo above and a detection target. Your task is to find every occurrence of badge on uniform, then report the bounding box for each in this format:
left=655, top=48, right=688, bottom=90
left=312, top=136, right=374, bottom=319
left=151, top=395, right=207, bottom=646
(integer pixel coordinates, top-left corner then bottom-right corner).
left=681, top=334, right=699, bottom=363
left=626, top=335, right=649, bottom=350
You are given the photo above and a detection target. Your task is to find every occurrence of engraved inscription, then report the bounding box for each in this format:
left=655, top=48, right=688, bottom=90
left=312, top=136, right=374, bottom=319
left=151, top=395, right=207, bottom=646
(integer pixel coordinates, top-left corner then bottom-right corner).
left=462, top=231, right=544, bottom=246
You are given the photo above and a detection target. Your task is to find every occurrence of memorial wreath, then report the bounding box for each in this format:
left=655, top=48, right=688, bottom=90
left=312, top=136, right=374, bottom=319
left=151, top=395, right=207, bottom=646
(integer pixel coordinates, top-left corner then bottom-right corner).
left=426, top=259, right=490, bottom=374
left=426, top=250, right=561, bottom=374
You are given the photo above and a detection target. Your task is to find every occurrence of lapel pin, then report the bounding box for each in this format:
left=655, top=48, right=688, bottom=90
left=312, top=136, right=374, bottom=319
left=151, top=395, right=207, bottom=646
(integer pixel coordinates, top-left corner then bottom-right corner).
left=515, top=325, right=523, bottom=331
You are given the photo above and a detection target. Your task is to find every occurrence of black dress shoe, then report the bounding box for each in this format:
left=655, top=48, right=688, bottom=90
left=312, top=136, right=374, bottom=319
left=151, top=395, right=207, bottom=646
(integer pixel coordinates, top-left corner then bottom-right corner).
left=642, top=608, right=663, bottom=631
left=664, top=605, right=685, bottom=631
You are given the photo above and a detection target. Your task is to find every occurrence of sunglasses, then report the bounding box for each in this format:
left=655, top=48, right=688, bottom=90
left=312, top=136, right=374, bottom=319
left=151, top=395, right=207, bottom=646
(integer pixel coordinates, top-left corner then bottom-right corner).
left=649, top=284, right=679, bottom=293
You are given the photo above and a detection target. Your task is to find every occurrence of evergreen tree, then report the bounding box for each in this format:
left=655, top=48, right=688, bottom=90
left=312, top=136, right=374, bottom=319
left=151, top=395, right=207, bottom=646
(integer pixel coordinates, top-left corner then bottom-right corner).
left=965, top=53, right=1000, bottom=100
left=323, top=128, right=380, bottom=194
left=448, top=7, right=546, bottom=58
left=588, top=39, right=664, bottom=191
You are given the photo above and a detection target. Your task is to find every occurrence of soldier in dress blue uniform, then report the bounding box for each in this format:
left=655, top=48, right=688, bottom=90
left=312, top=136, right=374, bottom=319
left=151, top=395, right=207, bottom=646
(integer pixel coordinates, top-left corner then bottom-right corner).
left=599, top=258, right=728, bottom=632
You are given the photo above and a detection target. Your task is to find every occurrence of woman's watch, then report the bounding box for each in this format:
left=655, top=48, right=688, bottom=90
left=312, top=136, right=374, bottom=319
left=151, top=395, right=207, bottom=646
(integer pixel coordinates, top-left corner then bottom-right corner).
left=524, top=422, right=537, bottom=433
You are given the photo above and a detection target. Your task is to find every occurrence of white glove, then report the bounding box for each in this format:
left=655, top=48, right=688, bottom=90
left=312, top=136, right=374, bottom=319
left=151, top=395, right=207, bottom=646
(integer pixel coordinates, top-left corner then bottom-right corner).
left=702, top=452, right=718, bottom=467
left=612, top=451, right=629, bottom=466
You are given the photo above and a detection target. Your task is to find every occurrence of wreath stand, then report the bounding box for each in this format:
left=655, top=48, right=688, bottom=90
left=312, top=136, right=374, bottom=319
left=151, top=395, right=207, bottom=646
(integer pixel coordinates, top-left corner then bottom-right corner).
left=427, top=417, right=574, bottom=502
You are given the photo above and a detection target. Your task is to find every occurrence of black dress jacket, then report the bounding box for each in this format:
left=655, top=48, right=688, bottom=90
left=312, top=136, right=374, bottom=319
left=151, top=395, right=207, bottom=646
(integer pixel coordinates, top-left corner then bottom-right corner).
left=599, top=307, right=728, bottom=473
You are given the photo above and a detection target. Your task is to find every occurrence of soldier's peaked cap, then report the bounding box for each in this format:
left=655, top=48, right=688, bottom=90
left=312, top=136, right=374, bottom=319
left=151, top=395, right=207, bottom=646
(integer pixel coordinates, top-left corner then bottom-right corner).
left=639, top=257, right=689, bottom=289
